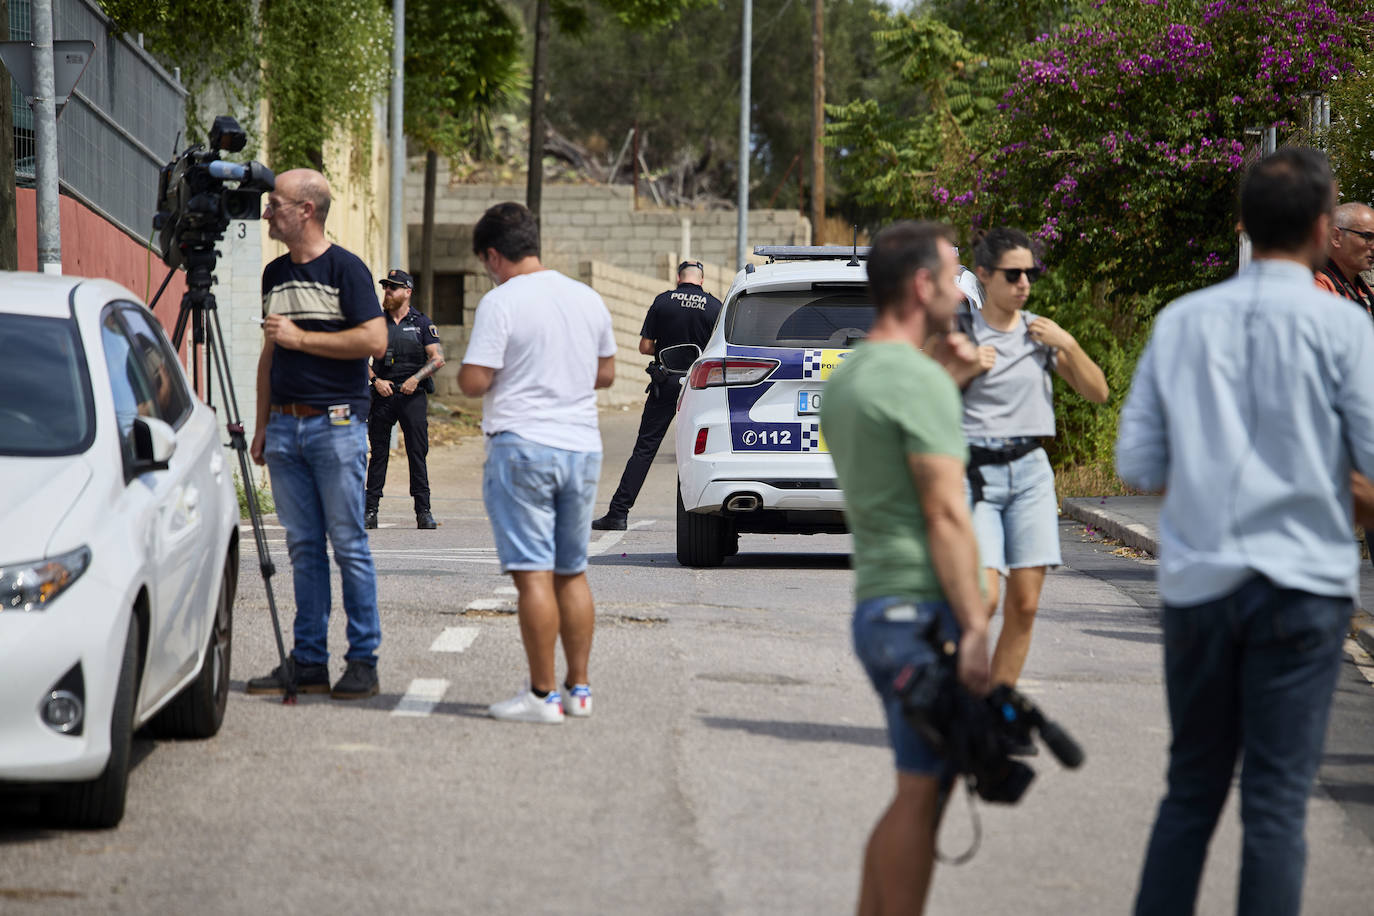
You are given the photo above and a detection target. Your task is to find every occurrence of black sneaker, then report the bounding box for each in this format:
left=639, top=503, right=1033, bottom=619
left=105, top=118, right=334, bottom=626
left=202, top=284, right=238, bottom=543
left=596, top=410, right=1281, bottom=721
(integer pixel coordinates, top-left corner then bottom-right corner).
left=246, top=658, right=330, bottom=695
left=364, top=510, right=378, bottom=529
left=591, top=513, right=627, bottom=531
left=331, top=660, right=379, bottom=700
left=417, top=511, right=437, bottom=529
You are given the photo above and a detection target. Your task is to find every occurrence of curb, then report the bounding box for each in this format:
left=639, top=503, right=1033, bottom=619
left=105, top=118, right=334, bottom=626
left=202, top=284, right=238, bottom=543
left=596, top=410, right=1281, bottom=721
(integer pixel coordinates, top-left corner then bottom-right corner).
left=1061, top=498, right=1159, bottom=556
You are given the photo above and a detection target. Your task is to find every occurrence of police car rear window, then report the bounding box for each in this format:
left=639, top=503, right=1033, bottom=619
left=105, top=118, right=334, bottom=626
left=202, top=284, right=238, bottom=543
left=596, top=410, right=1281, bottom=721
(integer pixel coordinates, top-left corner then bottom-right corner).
left=724, top=291, right=874, bottom=349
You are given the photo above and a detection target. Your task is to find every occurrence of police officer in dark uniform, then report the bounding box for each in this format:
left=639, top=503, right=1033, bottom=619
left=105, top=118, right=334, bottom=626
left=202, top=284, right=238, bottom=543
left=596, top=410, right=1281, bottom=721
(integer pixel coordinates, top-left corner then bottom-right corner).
left=365, top=269, right=446, bottom=529
left=592, top=260, right=722, bottom=530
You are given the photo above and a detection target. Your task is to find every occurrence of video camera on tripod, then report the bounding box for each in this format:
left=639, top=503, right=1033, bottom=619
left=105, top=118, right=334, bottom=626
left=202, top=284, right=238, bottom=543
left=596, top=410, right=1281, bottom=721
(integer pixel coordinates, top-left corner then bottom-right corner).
left=154, top=115, right=273, bottom=271
left=147, top=115, right=296, bottom=702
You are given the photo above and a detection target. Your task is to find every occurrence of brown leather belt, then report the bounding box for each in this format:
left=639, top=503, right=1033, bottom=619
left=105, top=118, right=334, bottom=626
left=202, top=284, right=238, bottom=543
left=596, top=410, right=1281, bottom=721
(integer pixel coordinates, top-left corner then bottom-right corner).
left=270, top=403, right=326, bottom=417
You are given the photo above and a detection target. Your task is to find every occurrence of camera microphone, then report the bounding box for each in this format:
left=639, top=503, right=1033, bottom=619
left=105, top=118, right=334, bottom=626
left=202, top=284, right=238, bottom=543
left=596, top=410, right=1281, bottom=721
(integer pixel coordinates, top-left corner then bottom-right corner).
left=1037, top=718, right=1084, bottom=769
left=208, top=160, right=249, bottom=181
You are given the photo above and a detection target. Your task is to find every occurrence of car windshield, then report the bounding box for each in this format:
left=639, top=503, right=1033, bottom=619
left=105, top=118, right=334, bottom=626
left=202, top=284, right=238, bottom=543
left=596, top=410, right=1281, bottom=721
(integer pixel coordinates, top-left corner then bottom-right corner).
left=725, top=290, right=874, bottom=348
left=0, top=314, right=96, bottom=457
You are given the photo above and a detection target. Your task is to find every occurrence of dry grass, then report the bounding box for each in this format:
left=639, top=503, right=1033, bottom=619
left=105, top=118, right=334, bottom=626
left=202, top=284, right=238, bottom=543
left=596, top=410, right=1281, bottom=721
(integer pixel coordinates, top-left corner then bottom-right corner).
left=1054, top=462, right=1142, bottom=501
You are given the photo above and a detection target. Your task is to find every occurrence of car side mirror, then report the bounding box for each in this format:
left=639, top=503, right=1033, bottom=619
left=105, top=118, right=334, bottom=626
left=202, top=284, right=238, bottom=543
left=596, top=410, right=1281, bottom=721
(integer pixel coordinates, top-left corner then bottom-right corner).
left=131, top=416, right=176, bottom=473
left=658, top=343, right=701, bottom=373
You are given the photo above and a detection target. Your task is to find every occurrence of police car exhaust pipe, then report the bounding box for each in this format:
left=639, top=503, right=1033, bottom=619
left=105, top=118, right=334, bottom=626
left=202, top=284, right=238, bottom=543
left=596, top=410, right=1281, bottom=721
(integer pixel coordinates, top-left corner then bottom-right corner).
left=726, top=494, right=760, bottom=512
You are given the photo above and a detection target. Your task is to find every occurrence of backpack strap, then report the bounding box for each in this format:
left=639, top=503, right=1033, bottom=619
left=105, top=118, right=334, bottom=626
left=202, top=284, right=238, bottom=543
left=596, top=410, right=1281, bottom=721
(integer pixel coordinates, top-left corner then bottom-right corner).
left=1022, top=311, right=1055, bottom=375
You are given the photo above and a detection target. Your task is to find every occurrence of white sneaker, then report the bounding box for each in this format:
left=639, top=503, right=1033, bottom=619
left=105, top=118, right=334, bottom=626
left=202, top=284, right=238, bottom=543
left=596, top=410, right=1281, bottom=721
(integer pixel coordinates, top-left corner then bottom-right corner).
left=488, top=688, right=564, bottom=724
left=564, top=684, right=592, bottom=718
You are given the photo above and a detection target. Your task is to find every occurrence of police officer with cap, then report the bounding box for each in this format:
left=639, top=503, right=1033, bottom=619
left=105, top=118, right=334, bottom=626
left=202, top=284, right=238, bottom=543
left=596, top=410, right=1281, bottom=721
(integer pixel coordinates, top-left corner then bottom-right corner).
left=366, top=269, right=446, bottom=529
left=593, top=260, right=722, bottom=530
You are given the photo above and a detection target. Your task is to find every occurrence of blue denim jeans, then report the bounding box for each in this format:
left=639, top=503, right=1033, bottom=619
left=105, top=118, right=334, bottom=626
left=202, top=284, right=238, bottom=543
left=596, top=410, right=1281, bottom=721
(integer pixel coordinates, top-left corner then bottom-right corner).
left=264, top=412, right=381, bottom=666
left=1134, top=576, right=1348, bottom=916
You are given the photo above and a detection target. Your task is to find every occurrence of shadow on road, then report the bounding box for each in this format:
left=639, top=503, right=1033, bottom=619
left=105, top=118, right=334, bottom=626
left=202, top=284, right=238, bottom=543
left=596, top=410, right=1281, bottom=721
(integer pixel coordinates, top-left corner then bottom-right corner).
left=701, top=715, right=886, bottom=748
left=594, top=552, right=851, bottom=571
left=1078, top=628, right=1164, bottom=645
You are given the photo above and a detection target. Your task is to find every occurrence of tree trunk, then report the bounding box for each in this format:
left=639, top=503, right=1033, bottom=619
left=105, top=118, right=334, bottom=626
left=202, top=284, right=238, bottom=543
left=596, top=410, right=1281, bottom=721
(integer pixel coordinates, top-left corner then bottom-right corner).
left=810, top=0, right=825, bottom=245
left=0, top=0, right=17, bottom=270
left=420, top=149, right=436, bottom=316
left=525, top=0, right=550, bottom=229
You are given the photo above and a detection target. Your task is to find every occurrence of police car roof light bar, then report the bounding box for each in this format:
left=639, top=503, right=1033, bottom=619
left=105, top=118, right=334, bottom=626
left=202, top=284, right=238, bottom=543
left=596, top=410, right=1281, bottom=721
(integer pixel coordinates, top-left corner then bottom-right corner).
left=753, top=245, right=872, bottom=263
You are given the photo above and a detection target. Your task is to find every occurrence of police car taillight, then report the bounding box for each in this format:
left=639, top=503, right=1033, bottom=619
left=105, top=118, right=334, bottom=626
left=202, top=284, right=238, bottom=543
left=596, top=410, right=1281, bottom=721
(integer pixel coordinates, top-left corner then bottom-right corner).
left=694, top=428, right=709, bottom=455
left=687, top=357, right=779, bottom=389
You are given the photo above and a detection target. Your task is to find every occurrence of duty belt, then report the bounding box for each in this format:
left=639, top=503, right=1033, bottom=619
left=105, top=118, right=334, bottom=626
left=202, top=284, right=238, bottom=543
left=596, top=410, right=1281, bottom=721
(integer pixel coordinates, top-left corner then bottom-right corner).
left=967, top=441, right=1043, bottom=505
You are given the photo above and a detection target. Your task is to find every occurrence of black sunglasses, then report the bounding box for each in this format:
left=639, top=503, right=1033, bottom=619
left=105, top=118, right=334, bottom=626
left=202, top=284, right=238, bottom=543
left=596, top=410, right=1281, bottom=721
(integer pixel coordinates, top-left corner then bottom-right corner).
left=993, top=267, right=1041, bottom=284
left=1339, top=226, right=1374, bottom=243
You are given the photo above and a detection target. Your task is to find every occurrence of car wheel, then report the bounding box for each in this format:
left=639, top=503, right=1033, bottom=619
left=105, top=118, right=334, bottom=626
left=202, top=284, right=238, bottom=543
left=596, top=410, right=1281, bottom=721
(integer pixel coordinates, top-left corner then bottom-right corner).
left=676, top=485, right=726, bottom=567
left=149, top=552, right=234, bottom=739
left=42, top=613, right=139, bottom=829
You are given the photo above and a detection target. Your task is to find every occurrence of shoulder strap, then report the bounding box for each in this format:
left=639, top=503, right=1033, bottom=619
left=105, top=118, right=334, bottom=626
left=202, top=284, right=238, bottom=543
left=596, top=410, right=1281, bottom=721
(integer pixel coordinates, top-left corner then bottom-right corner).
left=956, top=301, right=976, bottom=344
left=1022, top=311, right=1055, bottom=374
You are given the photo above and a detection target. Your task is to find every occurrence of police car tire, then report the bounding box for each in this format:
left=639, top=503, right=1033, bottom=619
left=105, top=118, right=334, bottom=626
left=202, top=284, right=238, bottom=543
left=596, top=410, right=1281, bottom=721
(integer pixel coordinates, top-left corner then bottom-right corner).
left=676, top=486, right=727, bottom=568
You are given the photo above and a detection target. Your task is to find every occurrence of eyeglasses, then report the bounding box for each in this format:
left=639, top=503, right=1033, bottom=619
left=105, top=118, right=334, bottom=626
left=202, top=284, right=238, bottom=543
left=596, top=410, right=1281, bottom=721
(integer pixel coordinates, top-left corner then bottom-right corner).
left=993, top=267, right=1041, bottom=284
left=263, top=197, right=304, bottom=214
left=1338, top=226, right=1374, bottom=243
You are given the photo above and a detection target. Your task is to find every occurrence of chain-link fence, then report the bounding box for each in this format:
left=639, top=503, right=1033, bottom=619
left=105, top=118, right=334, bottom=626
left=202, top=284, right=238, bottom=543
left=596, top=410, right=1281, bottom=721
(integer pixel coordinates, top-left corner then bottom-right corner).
left=10, top=0, right=185, bottom=241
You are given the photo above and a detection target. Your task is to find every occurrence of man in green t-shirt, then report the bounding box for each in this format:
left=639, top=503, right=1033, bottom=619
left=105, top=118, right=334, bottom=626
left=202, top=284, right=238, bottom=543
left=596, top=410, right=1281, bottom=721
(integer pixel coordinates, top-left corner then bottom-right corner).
left=822, top=220, right=990, bottom=916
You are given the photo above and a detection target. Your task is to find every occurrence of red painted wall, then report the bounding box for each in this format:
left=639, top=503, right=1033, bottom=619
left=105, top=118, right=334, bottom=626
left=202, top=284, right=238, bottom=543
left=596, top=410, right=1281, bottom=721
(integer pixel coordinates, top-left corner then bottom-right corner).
left=15, top=187, right=189, bottom=337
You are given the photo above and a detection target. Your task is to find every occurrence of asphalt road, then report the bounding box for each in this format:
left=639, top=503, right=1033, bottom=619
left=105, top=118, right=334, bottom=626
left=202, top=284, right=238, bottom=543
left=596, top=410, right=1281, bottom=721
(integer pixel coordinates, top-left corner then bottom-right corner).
left=3, top=406, right=1373, bottom=914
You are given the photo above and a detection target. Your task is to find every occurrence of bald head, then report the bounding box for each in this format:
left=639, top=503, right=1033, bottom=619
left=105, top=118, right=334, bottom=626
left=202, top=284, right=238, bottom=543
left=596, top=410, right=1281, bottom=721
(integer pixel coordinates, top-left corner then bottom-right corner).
left=277, top=168, right=332, bottom=225
left=1331, top=201, right=1374, bottom=277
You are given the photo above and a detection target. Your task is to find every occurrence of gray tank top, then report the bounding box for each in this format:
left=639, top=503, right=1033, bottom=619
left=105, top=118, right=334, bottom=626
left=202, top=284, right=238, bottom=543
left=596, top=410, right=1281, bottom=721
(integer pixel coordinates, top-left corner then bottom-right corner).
left=958, top=307, right=1057, bottom=439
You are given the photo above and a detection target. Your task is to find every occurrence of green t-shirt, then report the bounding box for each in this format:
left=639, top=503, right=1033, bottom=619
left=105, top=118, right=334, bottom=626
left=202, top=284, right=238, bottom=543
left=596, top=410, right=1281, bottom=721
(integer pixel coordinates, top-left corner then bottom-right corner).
left=821, top=341, right=968, bottom=602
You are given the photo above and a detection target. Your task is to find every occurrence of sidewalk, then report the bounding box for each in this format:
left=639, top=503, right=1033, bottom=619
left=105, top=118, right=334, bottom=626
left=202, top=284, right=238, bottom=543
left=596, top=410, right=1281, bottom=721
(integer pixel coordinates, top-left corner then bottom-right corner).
left=1062, top=496, right=1374, bottom=656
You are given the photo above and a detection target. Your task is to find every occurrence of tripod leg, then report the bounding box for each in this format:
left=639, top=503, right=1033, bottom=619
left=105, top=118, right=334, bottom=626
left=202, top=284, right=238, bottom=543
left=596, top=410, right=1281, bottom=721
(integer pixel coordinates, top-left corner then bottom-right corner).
left=203, top=299, right=296, bottom=704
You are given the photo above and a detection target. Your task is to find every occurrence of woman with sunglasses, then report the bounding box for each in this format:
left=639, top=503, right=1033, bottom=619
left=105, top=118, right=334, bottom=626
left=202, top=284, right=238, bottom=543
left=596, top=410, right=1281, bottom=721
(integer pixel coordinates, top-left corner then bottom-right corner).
left=960, top=227, right=1108, bottom=712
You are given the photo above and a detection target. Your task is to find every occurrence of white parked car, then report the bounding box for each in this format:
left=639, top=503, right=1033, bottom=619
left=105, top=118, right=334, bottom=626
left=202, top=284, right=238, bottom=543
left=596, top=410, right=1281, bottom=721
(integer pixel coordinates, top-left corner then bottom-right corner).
left=0, top=273, right=239, bottom=828
left=673, top=245, right=982, bottom=566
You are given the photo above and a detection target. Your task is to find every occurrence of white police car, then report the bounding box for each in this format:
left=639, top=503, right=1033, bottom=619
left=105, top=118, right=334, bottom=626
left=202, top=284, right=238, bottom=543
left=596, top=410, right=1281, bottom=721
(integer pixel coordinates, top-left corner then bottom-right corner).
left=0, top=273, right=240, bottom=828
left=672, top=245, right=981, bottom=567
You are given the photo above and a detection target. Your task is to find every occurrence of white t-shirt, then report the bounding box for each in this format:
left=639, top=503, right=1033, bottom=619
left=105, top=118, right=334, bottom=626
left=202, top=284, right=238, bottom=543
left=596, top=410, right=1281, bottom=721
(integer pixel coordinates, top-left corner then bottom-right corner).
left=462, top=270, right=617, bottom=452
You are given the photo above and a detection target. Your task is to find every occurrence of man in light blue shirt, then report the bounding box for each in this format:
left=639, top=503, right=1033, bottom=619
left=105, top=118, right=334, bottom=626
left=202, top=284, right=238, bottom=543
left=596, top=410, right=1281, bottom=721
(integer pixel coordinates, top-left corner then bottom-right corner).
left=1118, top=147, right=1374, bottom=916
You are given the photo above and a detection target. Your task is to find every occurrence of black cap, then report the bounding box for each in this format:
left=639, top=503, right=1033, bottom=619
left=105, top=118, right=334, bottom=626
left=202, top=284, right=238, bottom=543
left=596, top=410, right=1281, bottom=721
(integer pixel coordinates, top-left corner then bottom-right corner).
left=380, top=269, right=413, bottom=289
left=677, top=260, right=704, bottom=275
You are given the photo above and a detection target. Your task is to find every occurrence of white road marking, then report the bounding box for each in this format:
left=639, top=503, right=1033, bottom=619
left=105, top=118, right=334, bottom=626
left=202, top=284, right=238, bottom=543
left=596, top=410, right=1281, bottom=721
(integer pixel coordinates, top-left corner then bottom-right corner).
left=495, top=586, right=517, bottom=596
left=464, top=597, right=516, bottom=613
left=1343, top=642, right=1374, bottom=686
left=239, top=523, right=286, bottom=532
left=430, top=627, right=480, bottom=653
left=587, top=519, right=655, bottom=556
left=391, top=678, right=450, bottom=717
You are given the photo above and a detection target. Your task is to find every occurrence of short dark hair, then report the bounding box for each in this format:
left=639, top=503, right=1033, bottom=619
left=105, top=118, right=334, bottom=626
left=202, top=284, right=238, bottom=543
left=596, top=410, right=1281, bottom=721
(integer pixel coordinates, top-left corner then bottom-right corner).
left=867, top=221, right=953, bottom=312
left=472, top=202, right=540, bottom=261
left=972, top=226, right=1032, bottom=270
left=1240, top=147, right=1333, bottom=252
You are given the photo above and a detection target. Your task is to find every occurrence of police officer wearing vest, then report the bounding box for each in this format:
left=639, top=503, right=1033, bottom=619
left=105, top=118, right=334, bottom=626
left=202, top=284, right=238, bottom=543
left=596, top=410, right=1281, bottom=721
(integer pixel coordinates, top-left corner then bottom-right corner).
left=366, top=269, right=445, bottom=529
left=593, top=260, right=722, bottom=530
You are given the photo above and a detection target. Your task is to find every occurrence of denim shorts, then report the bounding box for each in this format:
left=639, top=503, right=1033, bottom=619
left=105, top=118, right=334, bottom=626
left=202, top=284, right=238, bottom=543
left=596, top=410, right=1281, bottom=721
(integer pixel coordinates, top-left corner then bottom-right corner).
left=968, top=440, right=1061, bottom=575
left=483, top=432, right=602, bottom=575
left=852, top=596, right=960, bottom=776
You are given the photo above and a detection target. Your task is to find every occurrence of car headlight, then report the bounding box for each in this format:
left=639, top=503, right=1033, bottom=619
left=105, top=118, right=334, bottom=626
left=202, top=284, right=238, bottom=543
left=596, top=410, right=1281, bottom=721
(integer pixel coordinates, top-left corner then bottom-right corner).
left=0, top=546, right=92, bottom=612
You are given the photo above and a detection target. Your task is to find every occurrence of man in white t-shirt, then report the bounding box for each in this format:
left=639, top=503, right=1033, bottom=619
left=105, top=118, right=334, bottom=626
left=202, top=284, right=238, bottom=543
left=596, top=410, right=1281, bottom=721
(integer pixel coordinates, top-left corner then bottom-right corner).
left=459, top=202, right=617, bottom=724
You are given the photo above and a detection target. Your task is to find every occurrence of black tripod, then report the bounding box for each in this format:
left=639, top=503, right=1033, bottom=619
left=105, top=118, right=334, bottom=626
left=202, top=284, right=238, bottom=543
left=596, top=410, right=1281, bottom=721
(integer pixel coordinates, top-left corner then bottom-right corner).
left=154, top=246, right=297, bottom=703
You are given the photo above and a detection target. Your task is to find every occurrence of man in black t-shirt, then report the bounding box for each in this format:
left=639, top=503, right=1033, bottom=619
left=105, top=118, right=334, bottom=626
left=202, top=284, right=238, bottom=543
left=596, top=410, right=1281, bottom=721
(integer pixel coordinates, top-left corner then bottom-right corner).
left=592, top=260, right=722, bottom=530
left=246, top=168, right=388, bottom=701
left=365, top=268, right=446, bottom=530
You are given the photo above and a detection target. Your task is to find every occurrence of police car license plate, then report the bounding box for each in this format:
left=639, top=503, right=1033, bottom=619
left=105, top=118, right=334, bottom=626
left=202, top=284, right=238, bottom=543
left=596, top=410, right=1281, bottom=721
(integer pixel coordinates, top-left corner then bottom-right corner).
left=797, top=391, right=822, bottom=414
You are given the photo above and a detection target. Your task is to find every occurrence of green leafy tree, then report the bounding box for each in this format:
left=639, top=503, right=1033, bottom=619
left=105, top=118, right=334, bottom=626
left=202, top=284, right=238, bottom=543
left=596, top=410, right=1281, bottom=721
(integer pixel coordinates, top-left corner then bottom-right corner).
left=406, top=0, right=525, bottom=311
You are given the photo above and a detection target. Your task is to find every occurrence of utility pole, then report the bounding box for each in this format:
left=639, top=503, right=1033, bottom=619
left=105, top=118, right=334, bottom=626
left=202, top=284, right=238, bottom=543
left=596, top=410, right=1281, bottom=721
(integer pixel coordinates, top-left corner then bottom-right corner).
left=810, top=0, right=825, bottom=245
left=526, top=0, right=551, bottom=228
left=736, top=0, right=752, bottom=269
left=388, top=0, right=405, bottom=269
left=32, top=0, right=58, bottom=274
left=0, top=0, right=16, bottom=271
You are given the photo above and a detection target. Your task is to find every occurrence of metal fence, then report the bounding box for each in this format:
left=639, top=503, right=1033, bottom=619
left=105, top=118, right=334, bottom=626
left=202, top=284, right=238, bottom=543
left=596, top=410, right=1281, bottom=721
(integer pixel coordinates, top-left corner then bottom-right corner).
left=10, top=0, right=186, bottom=242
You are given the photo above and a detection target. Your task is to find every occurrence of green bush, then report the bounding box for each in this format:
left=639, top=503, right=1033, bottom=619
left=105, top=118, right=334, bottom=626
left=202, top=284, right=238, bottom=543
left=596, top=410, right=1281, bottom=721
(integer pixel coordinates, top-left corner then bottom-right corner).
left=233, top=471, right=274, bottom=519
